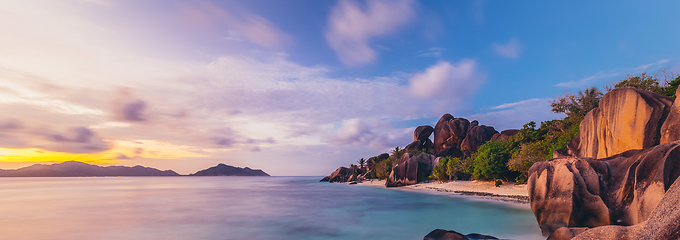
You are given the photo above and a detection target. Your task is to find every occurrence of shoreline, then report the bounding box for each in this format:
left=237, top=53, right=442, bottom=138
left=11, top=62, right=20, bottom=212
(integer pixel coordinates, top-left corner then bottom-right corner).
left=354, top=179, right=530, bottom=205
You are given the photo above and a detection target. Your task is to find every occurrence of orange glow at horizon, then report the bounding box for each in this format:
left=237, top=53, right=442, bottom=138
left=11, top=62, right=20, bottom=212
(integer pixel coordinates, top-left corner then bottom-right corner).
left=0, top=148, right=118, bottom=164
left=0, top=140, right=209, bottom=166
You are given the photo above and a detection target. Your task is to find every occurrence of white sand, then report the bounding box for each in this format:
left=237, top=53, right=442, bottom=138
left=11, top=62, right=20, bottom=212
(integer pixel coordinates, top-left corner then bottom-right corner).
left=355, top=179, right=529, bottom=204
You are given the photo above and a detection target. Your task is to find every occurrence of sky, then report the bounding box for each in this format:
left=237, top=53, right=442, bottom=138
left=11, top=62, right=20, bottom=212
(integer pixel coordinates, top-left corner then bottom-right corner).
left=1, top=0, right=680, bottom=176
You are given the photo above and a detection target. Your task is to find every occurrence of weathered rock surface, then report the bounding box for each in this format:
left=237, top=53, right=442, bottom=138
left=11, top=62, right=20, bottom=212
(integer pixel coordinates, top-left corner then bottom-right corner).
left=549, top=171, right=680, bottom=239
left=660, top=87, right=680, bottom=144
left=576, top=87, right=673, bottom=159
left=386, top=153, right=436, bottom=187
left=435, top=146, right=464, bottom=158
left=423, top=229, right=499, bottom=240
left=415, top=125, right=435, bottom=142
left=460, top=125, right=498, bottom=152
left=386, top=153, right=416, bottom=187
left=321, top=167, right=357, bottom=183
left=434, top=114, right=470, bottom=155
left=405, top=139, right=435, bottom=152
left=490, top=129, right=520, bottom=142
left=528, top=141, right=680, bottom=236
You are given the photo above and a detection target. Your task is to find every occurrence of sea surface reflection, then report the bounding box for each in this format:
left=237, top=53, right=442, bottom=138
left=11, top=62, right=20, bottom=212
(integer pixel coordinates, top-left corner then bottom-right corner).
left=0, top=177, right=543, bottom=240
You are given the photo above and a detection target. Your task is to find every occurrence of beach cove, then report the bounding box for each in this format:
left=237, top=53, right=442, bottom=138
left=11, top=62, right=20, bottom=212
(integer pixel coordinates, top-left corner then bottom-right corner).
left=355, top=180, right=530, bottom=204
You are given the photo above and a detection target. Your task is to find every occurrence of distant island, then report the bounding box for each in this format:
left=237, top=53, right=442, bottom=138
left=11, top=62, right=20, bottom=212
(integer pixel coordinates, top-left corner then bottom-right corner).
left=189, top=163, right=270, bottom=176
left=0, top=161, right=270, bottom=177
left=0, top=161, right=179, bottom=177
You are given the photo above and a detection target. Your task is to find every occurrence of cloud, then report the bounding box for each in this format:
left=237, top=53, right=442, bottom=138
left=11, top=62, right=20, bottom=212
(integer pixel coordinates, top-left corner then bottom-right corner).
left=556, top=72, right=621, bottom=88
left=492, top=38, right=521, bottom=59
left=0, top=119, right=22, bottom=130
left=121, top=100, right=147, bottom=122
left=116, top=154, right=130, bottom=159
left=49, top=127, right=95, bottom=143
left=466, top=98, right=564, bottom=130
left=179, top=1, right=290, bottom=49
left=0, top=120, right=109, bottom=153
left=418, top=47, right=445, bottom=57
left=327, top=118, right=413, bottom=150
left=326, top=0, right=417, bottom=66
left=112, top=89, right=148, bottom=122
left=409, top=60, right=484, bottom=100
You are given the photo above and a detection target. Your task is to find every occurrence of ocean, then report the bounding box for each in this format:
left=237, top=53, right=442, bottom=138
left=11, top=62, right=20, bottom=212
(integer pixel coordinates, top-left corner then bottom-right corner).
left=0, top=176, right=543, bottom=240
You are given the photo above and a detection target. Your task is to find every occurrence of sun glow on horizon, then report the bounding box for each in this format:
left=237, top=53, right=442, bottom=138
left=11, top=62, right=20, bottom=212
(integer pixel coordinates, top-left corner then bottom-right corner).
left=0, top=140, right=209, bottom=168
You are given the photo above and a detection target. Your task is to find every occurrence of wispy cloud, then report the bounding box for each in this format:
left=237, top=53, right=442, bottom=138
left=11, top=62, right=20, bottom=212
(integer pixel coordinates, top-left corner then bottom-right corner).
left=555, top=59, right=675, bottom=88
left=492, top=37, right=521, bottom=59
left=326, top=0, right=417, bottom=66
left=555, top=72, right=621, bottom=88
left=467, top=98, right=564, bottom=130
left=418, top=47, right=445, bottom=57
left=179, top=1, right=291, bottom=49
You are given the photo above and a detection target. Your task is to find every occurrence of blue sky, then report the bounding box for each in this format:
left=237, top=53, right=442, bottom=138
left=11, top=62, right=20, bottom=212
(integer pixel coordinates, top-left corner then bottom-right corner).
left=0, top=0, right=679, bottom=175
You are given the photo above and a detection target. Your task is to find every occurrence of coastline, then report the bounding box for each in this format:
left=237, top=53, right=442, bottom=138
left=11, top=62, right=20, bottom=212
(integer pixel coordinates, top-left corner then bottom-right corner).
left=354, top=179, right=530, bottom=205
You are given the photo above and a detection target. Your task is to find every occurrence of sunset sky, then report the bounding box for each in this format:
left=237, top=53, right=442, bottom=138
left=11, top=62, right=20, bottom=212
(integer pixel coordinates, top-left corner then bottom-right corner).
left=1, top=0, right=679, bottom=175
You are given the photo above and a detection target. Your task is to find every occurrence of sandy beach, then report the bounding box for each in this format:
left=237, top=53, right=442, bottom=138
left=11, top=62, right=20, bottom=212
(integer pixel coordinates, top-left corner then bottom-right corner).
left=356, top=180, right=530, bottom=204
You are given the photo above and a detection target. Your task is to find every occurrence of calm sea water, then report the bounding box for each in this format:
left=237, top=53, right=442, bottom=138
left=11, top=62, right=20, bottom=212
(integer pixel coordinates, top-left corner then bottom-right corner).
left=0, top=177, right=543, bottom=240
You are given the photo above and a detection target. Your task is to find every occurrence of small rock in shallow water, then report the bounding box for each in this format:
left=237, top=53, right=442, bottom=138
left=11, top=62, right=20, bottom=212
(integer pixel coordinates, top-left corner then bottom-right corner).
left=424, top=229, right=499, bottom=240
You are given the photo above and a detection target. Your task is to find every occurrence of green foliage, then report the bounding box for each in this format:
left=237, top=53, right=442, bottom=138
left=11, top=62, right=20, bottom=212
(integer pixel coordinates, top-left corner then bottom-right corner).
left=430, top=156, right=468, bottom=181
left=358, top=158, right=365, bottom=171
left=551, top=87, right=603, bottom=123
left=495, top=179, right=502, bottom=187
left=607, top=72, right=661, bottom=93
left=659, top=76, right=680, bottom=98
left=606, top=72, right=680, bottom=98
left=431, top=157, right=449, bottom=181
left=471, top=140, right=514, bottom=180
left=375, top=160, right=392, bottom=180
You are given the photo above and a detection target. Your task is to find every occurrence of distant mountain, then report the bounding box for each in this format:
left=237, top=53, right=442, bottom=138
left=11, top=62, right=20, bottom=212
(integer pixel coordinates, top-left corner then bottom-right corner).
left=190, top=163, right=270, bottom=176
left=0, top=161, right=180, bottom=177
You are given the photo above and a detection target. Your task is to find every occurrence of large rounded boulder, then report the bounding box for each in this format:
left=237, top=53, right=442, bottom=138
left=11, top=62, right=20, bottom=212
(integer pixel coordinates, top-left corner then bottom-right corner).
left=385, top=153, right=436, bottom=187
left=528, top=141, right=680, bottom=236
left=576, top=87, right=673, bottom=159
left=461, top=125, right=498, bottom=152
left=490, top=129, right=520, bottom=142
left=414, top=125, right=434, bottom=142
left=434, top=114, right=470, bottom=155
left=660, top=87, right=680, bottom=144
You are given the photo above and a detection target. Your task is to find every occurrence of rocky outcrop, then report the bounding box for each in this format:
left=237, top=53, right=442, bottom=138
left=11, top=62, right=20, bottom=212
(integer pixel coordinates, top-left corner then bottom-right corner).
left=406, top=125, right=435, bottom=153
left=460, top=125, right=498, bottom=152
left=386, top=154, right=417, bottom=187
left=528, top=141, right=680, bottom=236
left=548, top=168, right=680, bottom=240
left=434, top=114, right=470, bottom=154
left=423, top=229, right=499, bottom=240
left=415, top=125, right=435, bottom=142
left=320, top=167, right=357, bottom=183
left=660, top=87, right=680, bottom=144
left=386, top=152, right=435, bottom=187
left=576, top=87, right=673, bottom=159
left=490, top=129, right=520, bottom=142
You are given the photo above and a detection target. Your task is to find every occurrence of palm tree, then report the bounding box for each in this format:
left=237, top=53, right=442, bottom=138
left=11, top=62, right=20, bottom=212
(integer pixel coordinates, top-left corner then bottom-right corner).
left=358, top=158, right=365, bottom=171
left=391, top=146, right=401, bottom=156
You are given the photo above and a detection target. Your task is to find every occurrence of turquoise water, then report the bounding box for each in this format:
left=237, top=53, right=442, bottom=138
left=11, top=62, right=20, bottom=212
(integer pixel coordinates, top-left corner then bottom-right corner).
left=0, top=177, right=543, bottom=240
